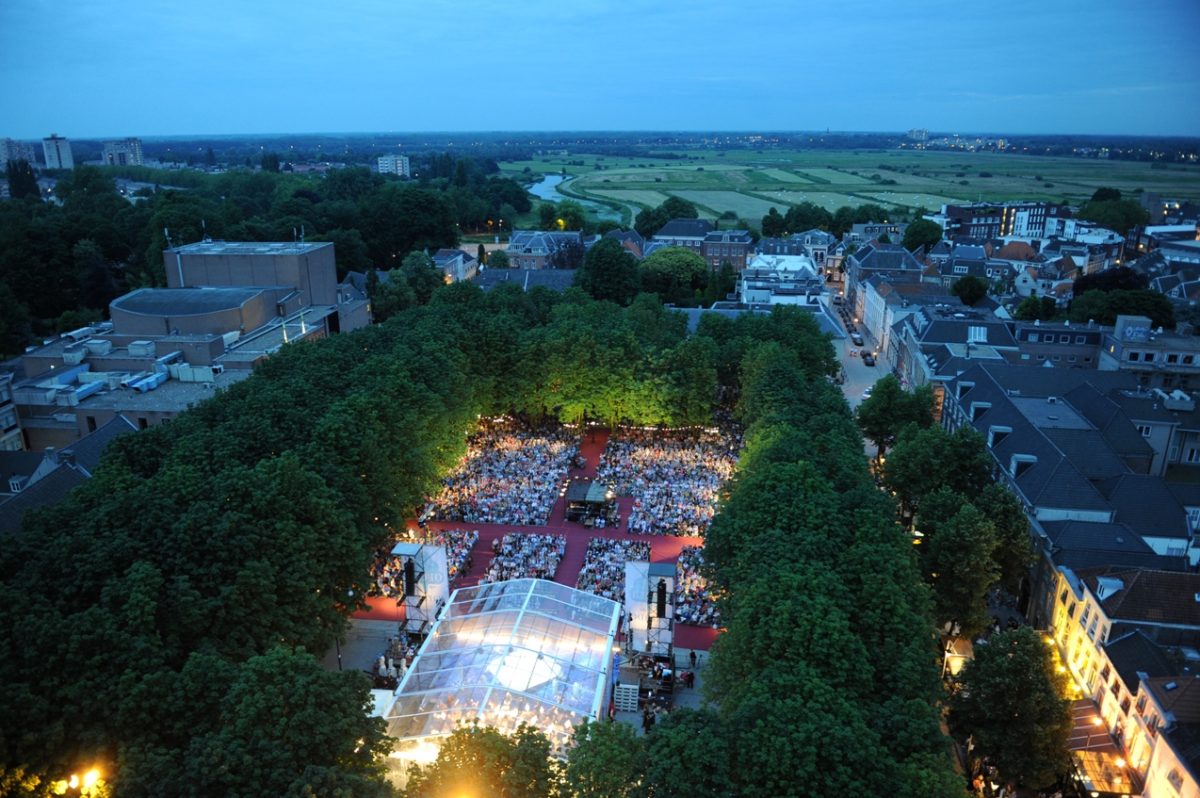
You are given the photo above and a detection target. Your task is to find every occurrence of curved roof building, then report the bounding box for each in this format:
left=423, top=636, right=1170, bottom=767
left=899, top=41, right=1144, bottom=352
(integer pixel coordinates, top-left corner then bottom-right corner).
left=383, top=578, right=621, bottom=778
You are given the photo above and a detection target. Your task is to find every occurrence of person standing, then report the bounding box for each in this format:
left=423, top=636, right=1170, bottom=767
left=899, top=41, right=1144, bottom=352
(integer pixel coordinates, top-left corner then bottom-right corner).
left=689, top=650, right=697, bottom=669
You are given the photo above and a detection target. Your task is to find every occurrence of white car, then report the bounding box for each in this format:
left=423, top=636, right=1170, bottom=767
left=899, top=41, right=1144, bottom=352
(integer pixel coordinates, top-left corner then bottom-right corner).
left=861, top=386, right=874, bottom=400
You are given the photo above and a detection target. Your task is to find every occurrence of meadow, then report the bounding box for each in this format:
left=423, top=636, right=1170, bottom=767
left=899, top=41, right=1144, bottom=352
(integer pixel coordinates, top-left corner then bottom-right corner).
left=499, top=148, right=1200, bottom=223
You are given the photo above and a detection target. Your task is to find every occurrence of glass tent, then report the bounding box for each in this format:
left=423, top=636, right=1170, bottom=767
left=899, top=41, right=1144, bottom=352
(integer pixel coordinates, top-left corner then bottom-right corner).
left=383, top=578, right=622, bottom=778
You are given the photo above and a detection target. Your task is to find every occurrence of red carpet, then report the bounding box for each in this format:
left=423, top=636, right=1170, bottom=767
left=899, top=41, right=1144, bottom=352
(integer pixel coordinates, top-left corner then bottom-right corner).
left=354, top=428, right=725, bottom=651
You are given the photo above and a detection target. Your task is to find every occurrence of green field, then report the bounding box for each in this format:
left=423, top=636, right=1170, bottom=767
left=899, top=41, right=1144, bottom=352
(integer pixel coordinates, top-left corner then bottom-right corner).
left=500, top=149, right=1200, bottom=224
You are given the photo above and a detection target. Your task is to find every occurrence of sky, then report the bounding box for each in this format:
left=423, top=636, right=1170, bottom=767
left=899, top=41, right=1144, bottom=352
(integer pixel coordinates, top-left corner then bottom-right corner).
left=2, top=0, right=1199, bottom=139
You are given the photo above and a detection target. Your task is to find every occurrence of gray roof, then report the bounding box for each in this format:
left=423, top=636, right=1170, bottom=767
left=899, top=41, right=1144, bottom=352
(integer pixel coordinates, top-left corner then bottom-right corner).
left=471, top=268, right=577, bottom=293
left=168, top=241, right=331, bottom=256
left=112, top=287, right=267, bottom=316
left=1101, top=475, right=1190, bottom=539
left=1040, top=520, right=1186, bottom=572
left=1104, top=630, right=1177, bottom=692
left=0, top=451, right=45, bottom=490
left=653, top=219, right=714, bottom=239
left=0, top=465, right=88, bottom=537
left=851, top=242, right=923, bottom=272
left=63, top=415, right=137, bottom=475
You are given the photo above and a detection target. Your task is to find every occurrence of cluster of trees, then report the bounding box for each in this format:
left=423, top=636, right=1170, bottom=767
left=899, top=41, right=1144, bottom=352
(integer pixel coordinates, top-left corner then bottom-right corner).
left=0, top=157, right=533, bottom=356
left=1069, top=288, right=1175, bottom=329
left=576, top=240, right=734, bottom=308
left=1076, top=187, right=1150, bottom=235
left=7, top=288, right=841, bottom=795
left=760, top=201, right=891, bottom=239
left=632, top=196, right=700, bottom=238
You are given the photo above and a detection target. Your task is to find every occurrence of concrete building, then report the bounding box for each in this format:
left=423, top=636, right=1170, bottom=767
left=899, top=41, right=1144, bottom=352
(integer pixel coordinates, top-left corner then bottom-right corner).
left=1098, top=315, right=1200, bottom=392
left=1, top=138, right=36, bottom=165
left=0, top=373, right=22, bottom=451
left=101, top=138, right=144, bottom=166
left=9, top=241, right=369, bottom=449
left=41, top=134, right=73, bottom=170
left=932, top=202, right=1070, bottom=239
left=432, top=248, right=478, bottom=283
left=377, top=154, right=410, bottom=177
left=505, top=231, right=584, bottom=270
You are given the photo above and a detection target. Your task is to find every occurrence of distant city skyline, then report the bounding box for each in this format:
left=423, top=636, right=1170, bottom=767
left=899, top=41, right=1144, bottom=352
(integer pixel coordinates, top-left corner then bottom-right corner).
left=2, top=0, right=1198, bottom=139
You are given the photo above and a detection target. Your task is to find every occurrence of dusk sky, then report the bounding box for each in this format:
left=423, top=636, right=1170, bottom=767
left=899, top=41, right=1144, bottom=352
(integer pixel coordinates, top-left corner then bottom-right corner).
left=3, top=0, right=1199, bottom=139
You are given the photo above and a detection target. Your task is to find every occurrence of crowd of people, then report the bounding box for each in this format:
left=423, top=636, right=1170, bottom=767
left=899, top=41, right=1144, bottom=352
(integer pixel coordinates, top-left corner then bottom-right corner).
left=424, top=421, right=580, bottom=526
left=597, top=427, right=740, bottom=536
left=575, top=538, right=651, bottom=602
left=418, top=527, right=478, bottom=581
left=674, top=545, right=721, bottom=628
left=368, top=528, right=480, bottom=598
left=482, top=533, right=567, bottom=583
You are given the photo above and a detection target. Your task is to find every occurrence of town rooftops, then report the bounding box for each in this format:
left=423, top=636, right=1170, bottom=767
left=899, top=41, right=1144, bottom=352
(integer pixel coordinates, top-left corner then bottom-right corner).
left=1147, top=675, right=1200, bottom=724
left=0, top=466, right=87, bottom=537
left=1040, top=520, right=1186, bottom=572
left=471, top=268, right=578, bottom=293
left=167, top=241, right=331, bottom=256
left=850, top=242, right=924, bottom=271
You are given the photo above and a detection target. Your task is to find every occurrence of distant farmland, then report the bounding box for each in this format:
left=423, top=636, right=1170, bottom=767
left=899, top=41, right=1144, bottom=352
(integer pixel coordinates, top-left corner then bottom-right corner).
left=499, top=149, right=1200, bottom=223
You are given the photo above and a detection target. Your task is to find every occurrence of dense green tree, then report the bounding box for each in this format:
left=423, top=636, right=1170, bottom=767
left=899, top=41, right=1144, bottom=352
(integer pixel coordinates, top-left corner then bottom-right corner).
left=975, top=483, right=1035, bottom=593
left=370, top=270, right=417, bottom=322
left=565, top=721, right=645, bottom=798
left=1073, top=265, right=1147, bottom=296
left=488, top=249, right=510, bottom=269
left=260, top=152, right=281, bottom=172
left=920, top=504, right=999, bottom=636
left=950, top=275, right=988, bottom=307
left=538, top=202, right=558, bottom=230
left=556, top=200, right=586, bottom=231
left=0, top=281, right=32, bottom=356
left=1075, top=196, right=1149, bottom=235
left=1013, top=295, right=1057, bottom=321
left=400, top=250, right=445, bottom=304
left=1090, top=187, right=1122, bottom=202
left=4, top=159, right=40, bottom=200
left=902, top=218, right=944, bottom=252
left=644, top=709, right=733, bottom=798
left=883, top=425, right=992, bottom=518
left=360, top=184, right=458, bottom=265
left=856, top=375, right=934, bottom=456
left=576, top=237, right=639, bottom=305
left=639, top=246, right=707, bottom=305
left=404, top=723, right=560, bottom=798
left=661, top=196, right=698, bottom=220
left=1069, top=288, right=1175, bottom=328
left=950, top=628, right=1072, bottom=789
left=761, top=206, right=785, bottom=237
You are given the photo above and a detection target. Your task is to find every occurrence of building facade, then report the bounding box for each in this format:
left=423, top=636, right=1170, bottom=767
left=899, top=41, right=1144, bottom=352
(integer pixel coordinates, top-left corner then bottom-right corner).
left=378, top=154, right=411, bottom=177
left=41, top=134, right=73, bottom=170
left=101, top=138, right=144, bottom=166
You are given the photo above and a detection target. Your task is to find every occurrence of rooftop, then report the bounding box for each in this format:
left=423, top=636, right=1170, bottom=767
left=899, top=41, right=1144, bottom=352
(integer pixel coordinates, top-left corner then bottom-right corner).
left=168, top=240, right=331, bottom=256
left=112, top=287, right=269, bottom=317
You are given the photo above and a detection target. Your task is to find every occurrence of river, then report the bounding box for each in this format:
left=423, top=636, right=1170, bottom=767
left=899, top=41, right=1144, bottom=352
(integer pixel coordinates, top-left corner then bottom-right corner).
left=527, top=174, right=623, bottom=221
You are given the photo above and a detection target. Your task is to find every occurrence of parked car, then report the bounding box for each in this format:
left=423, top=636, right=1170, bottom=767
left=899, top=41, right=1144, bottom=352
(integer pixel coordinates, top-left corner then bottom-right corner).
left=832, top=295, right=843, bottom=305
left=850, top=332, right=864, bottom=346
left=861, top=386, right=874, bottom=400
left=862, top=352, right=876, bottom=366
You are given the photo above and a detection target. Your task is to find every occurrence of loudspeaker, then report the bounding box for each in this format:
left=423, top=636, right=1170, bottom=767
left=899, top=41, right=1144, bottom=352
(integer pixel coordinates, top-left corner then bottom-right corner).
left=404, top=558, right=416, bottom=597
left=656, top=579, right=667, bottom=619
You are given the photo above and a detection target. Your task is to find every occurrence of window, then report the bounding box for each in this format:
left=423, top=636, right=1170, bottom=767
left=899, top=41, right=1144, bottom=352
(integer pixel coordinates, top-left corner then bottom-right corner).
left=1137, top=424, right=1151, bottom=437
left=1075, top=335, right=1086, bottom=344
left=1144, top=352, right=1156, bottom=362
left=970, top=402, right=991, bottom=422
left=988, top=426, right=1011, bottom=448
left=1011, top=454, right=1037, bottom=478
left=138, top=418, right=149, bottom=430
left=1069, top=356, right=1077, bottom=363
left=1189, top=447, right=1200, bottom=465
left=86, top=416, right=97, bottom=433
left=1128, top=351, right=1140, bottom=362
left=1168, top=353, right=1180, bottom=364
left=1060, top=334, right=1071, bottom=343
left=1185, top=355, right=1195, bottom=366
left=1029, top=333, right=1039, bottom=343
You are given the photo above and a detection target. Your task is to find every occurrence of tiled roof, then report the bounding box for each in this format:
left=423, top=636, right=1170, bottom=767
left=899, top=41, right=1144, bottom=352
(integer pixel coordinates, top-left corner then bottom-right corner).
left=1104, top=630, right=1177, bottom=693
left=0, top=465, right=88, bottom=537
left=1082, top=568, right=1200, bottom=628
left=1147, top=675, right=1200, bottom=724
left=653, top=219, right=714, bottom=239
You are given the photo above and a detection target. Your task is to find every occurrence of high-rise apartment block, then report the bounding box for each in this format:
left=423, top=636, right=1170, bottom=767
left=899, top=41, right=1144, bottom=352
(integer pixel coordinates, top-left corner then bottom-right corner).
left=378, top=154, right=410, bottom=177
left=102, top=138, right=144, bottom=166
left=41, top=134, right=74, bottom=170
left=1, top=138, right=36, bottom=165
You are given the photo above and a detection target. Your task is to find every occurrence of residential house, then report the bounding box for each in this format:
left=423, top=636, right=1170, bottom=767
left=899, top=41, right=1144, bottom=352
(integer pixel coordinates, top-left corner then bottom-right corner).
left=650, top=219, right=714, bottom=253
left=603, top=229, right=645, bottom=259
left=887, top=304, right=1016, bottom=390
left=432, top=248, right=478, bottom=283
left=0, top=415, right=137, bottom=536
left=1009, top=320, right=1106, bottom=369
left=505, top=230, right=585, bottom=270
left=471, top=268, right=578, bottom=293
left=701, top=230, right=753, bottom=270
left=844, top=242, right=926, bottom=320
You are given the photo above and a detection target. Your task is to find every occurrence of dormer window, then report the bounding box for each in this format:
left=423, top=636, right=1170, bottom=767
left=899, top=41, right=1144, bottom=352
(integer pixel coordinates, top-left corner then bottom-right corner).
left=957, top=381, right=975, bottom=400
left=970, top=402, right=992, bottom=422
left=1011, top=454, right=1037, bottom=478
left=988, top=426, right=1011, bottom=448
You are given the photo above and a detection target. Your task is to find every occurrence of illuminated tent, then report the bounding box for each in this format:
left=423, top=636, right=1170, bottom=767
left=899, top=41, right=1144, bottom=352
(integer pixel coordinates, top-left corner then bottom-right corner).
left=382, top=578, right=622, bottom=780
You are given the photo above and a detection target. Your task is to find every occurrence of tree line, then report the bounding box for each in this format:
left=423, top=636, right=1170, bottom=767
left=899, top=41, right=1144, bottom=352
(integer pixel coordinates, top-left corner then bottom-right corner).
left=0, top=157, right=532, bottom=357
